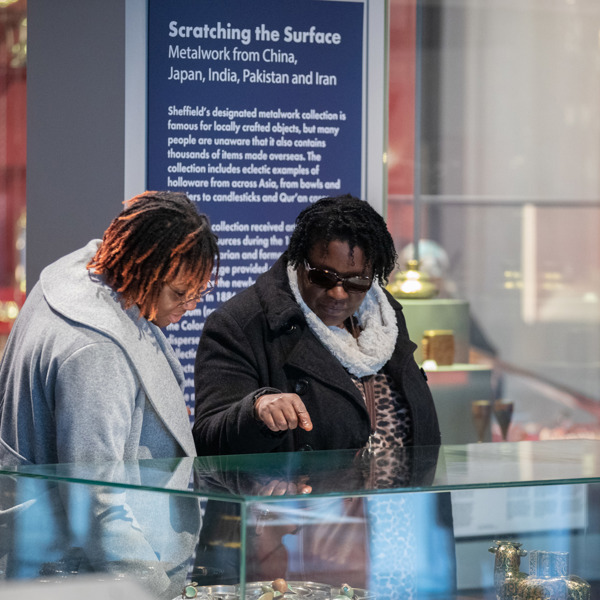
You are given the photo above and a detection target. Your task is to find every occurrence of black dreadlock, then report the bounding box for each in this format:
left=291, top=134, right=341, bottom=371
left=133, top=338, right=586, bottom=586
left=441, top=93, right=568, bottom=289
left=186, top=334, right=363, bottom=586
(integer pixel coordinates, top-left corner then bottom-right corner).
left=286, top=194, right=397, bottom=283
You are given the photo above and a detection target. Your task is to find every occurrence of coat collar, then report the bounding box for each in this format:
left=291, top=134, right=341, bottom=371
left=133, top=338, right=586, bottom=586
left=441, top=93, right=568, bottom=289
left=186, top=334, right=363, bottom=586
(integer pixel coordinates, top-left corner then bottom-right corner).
left=40, top=240, right=196, bottom=457
left=254, top=253, right=304, bottom=331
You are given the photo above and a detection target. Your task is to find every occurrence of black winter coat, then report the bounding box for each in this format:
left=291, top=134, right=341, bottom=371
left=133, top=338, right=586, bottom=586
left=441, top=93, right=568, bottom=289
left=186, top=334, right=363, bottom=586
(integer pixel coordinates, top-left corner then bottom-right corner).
left=193, top=254, right=441, bottom=456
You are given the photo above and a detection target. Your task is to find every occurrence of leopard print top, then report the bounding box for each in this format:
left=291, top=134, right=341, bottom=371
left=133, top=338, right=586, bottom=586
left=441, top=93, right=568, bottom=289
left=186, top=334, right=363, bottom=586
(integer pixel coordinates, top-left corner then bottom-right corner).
left=351, top=372, right=413, bottom=449
left=351, top=372, right=414, bottom=489
left=351, top=373, right=418, bottom=599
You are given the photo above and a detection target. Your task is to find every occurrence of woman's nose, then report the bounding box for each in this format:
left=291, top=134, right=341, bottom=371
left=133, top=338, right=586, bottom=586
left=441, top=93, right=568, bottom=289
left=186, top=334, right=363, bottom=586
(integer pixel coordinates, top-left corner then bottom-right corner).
left=182, top=298, right=199, bottom=309
left=327, top=282, right=349, bottom=299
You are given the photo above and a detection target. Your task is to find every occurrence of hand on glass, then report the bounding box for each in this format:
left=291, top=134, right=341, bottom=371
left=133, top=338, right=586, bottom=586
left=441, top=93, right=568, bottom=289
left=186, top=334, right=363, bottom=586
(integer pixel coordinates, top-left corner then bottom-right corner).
left=254, top=393, right=313, bottom=432
left=256, top=475, right=312, bottom=496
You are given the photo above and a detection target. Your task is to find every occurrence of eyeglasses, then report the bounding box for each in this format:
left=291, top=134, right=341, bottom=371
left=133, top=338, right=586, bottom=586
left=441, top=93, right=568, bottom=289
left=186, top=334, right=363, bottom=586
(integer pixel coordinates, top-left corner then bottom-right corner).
left=168, top=281, right=213, bottom=306
left=303, top=260, right=372, bottom=294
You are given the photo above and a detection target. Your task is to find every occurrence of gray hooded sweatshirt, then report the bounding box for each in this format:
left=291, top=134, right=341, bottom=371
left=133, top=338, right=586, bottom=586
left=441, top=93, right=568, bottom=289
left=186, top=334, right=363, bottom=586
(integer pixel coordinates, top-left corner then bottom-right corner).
left=0, top=239, right=196, bottom=465
left=0, top=241, right=201, bottom=598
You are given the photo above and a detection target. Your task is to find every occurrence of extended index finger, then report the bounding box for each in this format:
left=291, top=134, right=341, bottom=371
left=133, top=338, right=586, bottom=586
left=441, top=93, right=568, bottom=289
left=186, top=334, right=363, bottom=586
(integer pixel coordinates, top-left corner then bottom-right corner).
left=290, top=396, right=313, bottom=431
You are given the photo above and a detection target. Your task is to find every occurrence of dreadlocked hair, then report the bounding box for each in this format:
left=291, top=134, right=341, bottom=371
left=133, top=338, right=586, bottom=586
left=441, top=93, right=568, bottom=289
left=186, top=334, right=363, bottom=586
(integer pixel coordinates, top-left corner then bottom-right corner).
left=287, top=194, right=397, bottom=283
left=87, top=191, right=219, bottom=321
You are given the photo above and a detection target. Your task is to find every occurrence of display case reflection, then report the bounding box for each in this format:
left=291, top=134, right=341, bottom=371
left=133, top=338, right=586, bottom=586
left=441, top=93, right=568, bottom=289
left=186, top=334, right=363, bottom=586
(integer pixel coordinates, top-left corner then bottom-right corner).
left=0, top=460, right=201, bottom=599
left=189, top=446, right=455, bottom=600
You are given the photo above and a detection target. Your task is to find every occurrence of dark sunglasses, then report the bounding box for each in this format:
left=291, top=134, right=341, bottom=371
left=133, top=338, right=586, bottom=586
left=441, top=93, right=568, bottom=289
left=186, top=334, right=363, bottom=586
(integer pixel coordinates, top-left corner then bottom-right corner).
left=303, top=260, right=372, bottom=293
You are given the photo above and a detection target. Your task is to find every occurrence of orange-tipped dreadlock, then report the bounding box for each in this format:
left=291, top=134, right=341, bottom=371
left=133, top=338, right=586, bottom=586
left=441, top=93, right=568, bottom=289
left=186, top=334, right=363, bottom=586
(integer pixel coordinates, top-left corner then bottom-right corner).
left=87, top=191, right=219, bottom=321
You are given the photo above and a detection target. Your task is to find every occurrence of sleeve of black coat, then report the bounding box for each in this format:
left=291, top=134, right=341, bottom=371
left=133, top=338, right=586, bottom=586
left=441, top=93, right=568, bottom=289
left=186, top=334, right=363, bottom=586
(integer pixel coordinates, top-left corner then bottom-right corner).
left=193, top=307, right=286, bottom=456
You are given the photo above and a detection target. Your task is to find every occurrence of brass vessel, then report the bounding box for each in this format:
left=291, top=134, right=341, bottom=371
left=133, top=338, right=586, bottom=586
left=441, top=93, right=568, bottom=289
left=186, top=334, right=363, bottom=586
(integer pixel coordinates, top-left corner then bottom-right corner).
left=489, top=540, right=590, bottom=600
left=386, top=260, right=439, bottom=300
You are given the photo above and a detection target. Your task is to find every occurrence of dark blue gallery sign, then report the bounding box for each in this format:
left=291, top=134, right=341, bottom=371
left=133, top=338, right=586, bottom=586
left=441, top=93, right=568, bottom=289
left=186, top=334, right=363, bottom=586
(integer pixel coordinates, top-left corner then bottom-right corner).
left=147, top=0, right=365, bottom=412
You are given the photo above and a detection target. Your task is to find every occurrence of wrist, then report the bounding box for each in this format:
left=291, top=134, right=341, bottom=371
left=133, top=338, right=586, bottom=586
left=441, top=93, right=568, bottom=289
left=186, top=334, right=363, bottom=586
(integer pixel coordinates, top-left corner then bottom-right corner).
left=252, top=392, right=263, bottom=421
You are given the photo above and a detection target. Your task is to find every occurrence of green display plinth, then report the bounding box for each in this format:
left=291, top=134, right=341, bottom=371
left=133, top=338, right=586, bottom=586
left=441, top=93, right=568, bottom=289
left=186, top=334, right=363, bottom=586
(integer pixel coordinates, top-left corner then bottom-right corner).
left=398, top=298, right=495, bottom=443
left=400, top=298, right=470, bottom=365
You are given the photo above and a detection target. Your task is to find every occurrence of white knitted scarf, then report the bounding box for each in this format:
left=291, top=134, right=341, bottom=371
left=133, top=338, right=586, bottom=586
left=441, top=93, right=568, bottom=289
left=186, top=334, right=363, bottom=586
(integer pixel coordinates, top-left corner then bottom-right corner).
left=287, top=265, right=398, bottom=378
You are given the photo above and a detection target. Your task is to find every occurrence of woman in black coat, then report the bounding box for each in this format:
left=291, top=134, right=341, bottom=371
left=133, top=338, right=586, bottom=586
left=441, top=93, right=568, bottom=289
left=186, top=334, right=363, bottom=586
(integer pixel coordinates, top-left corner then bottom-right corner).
left=194, top=195, right=440, bottom=456
left=192, top=195, right=455, bottom=597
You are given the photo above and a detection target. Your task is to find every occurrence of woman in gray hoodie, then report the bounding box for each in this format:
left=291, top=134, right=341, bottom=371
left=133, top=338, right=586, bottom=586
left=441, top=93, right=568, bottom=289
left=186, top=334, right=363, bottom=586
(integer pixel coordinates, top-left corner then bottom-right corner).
left=0, top=191, right=220, bottom=598
left=0, top=190, right=218, bottom=465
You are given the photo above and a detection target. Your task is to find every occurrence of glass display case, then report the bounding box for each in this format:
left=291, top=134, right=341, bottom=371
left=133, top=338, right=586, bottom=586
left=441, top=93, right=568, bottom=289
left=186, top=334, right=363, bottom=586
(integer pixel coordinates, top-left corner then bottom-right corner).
left=0, top=440, right=598, bottom=599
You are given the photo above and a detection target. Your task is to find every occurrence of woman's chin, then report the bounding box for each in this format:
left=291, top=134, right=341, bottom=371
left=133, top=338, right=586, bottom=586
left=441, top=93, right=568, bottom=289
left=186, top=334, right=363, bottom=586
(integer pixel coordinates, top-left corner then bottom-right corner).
left=151, top=313, right=181, bottom=328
